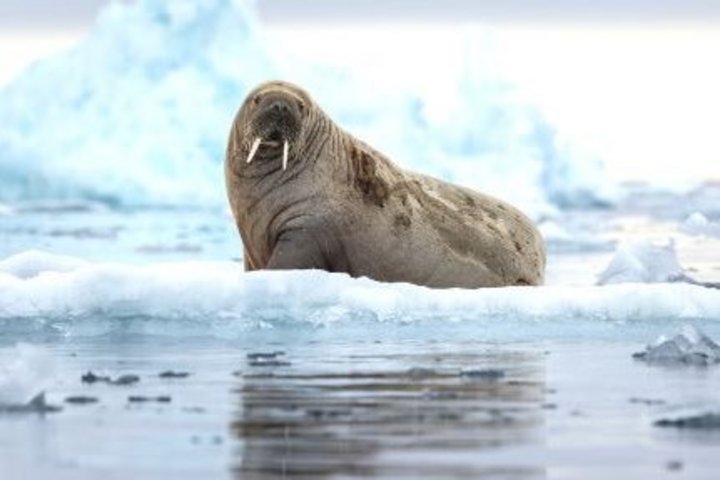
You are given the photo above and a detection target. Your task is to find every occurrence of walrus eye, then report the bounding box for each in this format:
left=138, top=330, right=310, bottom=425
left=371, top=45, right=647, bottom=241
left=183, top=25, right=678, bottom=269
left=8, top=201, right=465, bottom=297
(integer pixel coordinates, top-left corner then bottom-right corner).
left=252, top=94, right=262, bottom=106
left=297, top=100, right=306, bottom=115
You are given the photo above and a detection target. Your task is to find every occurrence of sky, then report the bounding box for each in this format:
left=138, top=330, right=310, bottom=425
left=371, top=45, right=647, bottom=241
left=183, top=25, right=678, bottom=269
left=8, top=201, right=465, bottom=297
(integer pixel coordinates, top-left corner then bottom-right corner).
left=3, top=0, right=720, bottom=28
left=1, top=0, right=719, bottom=184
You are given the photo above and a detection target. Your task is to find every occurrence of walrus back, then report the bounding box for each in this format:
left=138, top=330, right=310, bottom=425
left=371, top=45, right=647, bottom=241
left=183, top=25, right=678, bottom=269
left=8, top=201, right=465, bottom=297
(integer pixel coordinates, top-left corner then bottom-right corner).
left=400, top=172, right=546, bottom=286
left=333, top=133, right=546, bottom=287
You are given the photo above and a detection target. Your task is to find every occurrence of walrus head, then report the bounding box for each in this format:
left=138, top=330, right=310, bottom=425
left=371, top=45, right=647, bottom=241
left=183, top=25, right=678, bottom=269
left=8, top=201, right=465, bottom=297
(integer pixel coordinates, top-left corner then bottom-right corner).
left=235, top=81, right=312, bottom=171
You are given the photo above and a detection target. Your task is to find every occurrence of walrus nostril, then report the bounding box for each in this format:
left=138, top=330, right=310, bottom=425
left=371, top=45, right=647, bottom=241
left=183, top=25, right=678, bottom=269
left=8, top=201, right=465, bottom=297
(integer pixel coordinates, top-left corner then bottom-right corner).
left=269, top=101, right=290, bottom=114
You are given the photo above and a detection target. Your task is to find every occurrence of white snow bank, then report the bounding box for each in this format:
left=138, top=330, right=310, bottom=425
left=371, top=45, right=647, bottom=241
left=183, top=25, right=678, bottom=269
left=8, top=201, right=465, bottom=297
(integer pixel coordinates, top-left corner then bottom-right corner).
left=597, top=239, right=689, bottom=285
left=0, top=251, right=718, bottom=336
left=0, top=0, right=610, bottom=212
left=0, top=344, right=53, bottom=405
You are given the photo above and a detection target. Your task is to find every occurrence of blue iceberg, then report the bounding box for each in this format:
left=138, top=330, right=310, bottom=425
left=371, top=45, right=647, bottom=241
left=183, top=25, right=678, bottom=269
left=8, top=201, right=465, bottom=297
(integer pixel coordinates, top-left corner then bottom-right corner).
left=0, top=0, right=611, bottom=213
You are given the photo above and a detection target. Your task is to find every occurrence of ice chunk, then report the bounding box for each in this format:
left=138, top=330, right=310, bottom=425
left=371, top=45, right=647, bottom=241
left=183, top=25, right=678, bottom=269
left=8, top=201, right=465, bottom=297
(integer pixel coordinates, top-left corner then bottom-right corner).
left=0, top=392, right=62, bottom=414
left=682, top=212, right=720, bottom=238
left=633, top=324, right=720, bottom=366
left=0, top=344, right=54, bottom=405
left=597, top=239, right=689, bottom=285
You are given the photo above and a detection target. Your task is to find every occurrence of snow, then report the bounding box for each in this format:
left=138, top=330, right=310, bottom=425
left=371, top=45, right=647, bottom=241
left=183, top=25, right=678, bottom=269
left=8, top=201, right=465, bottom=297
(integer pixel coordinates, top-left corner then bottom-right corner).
left=0, top=0, right=611, bottom=214
left=0, top=250, right=718, bottom=338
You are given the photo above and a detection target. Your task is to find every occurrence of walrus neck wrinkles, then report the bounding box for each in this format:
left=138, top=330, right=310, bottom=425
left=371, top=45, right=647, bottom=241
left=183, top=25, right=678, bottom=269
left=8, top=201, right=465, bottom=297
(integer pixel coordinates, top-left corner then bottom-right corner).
left=297, top=111, right=331, bottom=166
left=227, top=109, right=340, bottom=269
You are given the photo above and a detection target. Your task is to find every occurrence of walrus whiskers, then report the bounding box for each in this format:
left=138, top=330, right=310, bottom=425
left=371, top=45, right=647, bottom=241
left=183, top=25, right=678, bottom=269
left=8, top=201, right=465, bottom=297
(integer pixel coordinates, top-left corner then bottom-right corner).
left=282, top=140, right=289, bottom=171
left=246, top=137, right=261, bottom=164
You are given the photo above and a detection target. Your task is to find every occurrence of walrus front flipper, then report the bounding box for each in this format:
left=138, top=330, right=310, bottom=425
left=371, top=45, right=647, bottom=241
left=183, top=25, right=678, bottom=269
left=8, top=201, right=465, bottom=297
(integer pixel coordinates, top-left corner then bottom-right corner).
left=265, top=231, right=330, bottom=271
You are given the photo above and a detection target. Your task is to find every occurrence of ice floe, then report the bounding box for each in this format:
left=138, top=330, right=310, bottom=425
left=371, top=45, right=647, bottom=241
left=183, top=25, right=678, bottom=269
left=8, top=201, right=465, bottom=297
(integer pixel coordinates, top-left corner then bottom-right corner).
left=0, top=251, right=718, bottom=338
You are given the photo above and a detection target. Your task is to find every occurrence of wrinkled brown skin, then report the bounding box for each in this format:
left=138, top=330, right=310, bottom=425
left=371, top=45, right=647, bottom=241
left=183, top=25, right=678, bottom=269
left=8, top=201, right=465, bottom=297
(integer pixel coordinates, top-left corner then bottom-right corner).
left=225, top=80, right=546, bottom=288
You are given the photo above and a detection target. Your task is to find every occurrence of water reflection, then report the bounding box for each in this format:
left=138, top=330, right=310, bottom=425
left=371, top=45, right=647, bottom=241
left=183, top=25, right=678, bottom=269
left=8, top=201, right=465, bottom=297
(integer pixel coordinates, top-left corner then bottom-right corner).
left=231, top=345, right=546, bottom=479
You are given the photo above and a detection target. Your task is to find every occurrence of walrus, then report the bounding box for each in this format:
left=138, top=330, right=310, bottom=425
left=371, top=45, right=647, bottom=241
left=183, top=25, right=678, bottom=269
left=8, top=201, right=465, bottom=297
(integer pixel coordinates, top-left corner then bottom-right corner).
left=225, top=80, right=546, bottom=288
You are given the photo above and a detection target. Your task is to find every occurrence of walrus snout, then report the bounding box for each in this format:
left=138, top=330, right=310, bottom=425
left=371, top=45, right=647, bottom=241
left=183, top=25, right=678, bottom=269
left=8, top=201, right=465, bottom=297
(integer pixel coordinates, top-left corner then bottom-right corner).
left=243, top=93, right=305, bottom=171
left=267, top=98, right=292, bottom=116
left=254, top=95, right=302, bottom=137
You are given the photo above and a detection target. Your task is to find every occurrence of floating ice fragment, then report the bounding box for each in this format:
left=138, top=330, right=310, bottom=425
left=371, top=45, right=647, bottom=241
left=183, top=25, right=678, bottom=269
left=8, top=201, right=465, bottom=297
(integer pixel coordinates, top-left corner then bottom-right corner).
left=681, top=212, right=720, bottom=238
left=0, top=392, right=62, bottom=414
left=597, top=239, right=689, bottom=285
left=0, top=344, right=54, bottom=405
left=633, top=324, right=720, bottom=366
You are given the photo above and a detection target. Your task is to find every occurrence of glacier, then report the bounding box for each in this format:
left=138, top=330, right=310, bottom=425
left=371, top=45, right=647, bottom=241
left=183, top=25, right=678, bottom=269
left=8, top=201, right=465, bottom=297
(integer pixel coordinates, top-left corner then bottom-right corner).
left=0, top=0, right=610, bottom=214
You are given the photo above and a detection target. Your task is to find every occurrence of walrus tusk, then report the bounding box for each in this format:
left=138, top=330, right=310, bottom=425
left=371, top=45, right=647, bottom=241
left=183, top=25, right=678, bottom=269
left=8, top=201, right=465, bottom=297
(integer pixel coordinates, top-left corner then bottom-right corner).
left=246, top=137, right=261, bottom=164
left=282, top=140, right=289, bottom=171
